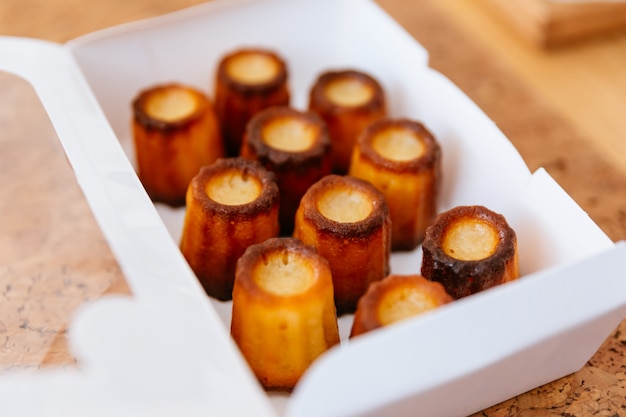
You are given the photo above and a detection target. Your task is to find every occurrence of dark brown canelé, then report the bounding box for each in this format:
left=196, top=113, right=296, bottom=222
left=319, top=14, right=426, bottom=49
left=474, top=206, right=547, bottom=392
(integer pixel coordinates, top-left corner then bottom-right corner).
left=293, top=174, right=392, bottom=314
left=421, top=205, right=519, bottom=299
left=231, top=237, right=340, bottom=391
left=214, top=48, right=290, bottom=156
left=179, top=157, right=280, bottom=300
left=349, top=118, right=442, bottom=251
left=241, top=106, right=332, bottom=234
left=308, top=69, right=386, bottom=173
left=350, top=274, right=453, bottom=338
left=132, top=83, right=224, bottom=206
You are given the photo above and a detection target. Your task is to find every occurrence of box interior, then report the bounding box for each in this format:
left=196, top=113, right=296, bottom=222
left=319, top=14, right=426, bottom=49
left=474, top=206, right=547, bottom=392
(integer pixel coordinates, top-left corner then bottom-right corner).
left=66, top=0, right=623, bottom=415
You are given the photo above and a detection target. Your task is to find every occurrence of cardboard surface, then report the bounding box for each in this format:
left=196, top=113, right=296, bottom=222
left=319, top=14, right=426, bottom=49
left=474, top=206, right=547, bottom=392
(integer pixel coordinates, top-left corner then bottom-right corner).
left=1, top=0, right=625, bottom=416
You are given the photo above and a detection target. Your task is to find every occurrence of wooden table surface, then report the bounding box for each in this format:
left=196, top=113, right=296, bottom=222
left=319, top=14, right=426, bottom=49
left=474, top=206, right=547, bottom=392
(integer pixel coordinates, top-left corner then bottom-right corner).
left=2, top=0, right=626, bottom=415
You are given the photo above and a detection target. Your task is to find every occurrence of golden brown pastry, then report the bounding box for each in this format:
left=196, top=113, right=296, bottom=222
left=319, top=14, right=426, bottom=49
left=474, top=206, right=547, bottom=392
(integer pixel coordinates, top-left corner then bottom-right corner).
left=231, top=237, right=340, bottom=391
left=421, top=205, right=519, bottom=299
left=350, top=274, right=453, bottom=338
left=214, top=48, right=290, bottom=156
left=132, top=83, right=224, bottom=206
left=241, top=106, right=332, bottom=234
left=293, top=174, right=392, bottom=314
left=349, top=118, right=442, bottom=251
left=308, top=69, right=386, bottom=173
left=179, top=157, right=280, bottom=300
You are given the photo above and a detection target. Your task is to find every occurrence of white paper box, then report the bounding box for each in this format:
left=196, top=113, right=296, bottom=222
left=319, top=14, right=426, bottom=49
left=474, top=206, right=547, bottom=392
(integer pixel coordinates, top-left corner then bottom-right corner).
left=1, top=0, right=625, bottom=416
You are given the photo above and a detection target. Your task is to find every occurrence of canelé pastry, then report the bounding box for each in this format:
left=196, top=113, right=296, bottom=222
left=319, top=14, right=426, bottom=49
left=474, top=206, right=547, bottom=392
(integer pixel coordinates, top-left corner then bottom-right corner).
left=350, top=274, right=453, bottom=338
left=241, top=106, right=332, bottom=234
left=349, top=118, right=442, bottom=251
left=293, top=174, right=392, bottom=314
left=421, top=205, right=519, bottom=299
left=179, top=157, right=280, bottom=300
left=309, top=69, right=386, bottom=173
left=214, top=48, right=290, bottom=156
left=132, top=83, right=224, bottom=206
left=231, top=237, right=340, bottom=391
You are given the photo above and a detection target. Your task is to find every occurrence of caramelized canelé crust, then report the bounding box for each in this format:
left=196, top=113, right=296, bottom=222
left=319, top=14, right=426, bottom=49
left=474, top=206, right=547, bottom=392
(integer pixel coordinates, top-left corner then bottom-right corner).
left=309, top=69, right=386, bottom=173
left=241, top=106, right=332, bottom=234
left=215, top=48, right=290, bottom=156
left=293, top=175, right=392, bottom=314
left=349, top=118, right=442, bottom=251
left=350, top=274, right=453, bottom=338
left=132, top=83, right=224, bottom=206
left=180, top=157, right=280, bottom=300
left=421, top=205, right=519, bottom=299
left=231, top=237, right=340, bottom=391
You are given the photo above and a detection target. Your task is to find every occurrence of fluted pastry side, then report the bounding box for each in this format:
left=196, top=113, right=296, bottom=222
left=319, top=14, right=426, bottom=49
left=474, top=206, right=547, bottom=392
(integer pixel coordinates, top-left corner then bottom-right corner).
left=180, top=157, right=280, bottom=300
left=132, top=83, right=223, bottom=206
left=241, top=106, right=332, bottom=234
left=214, top=48, right=290, bottom=156
left=231, top=237, right=339, bottom=390
left=349, top=118, right=442, bottom=251
left=293, top=174, right=392, bottom=314
left=309, top=69, right=386, bottom=173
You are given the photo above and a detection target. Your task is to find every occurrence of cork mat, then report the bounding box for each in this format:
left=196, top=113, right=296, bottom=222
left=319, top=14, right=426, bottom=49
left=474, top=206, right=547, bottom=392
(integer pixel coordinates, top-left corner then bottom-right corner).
left=378, top=0, right=626, bottom=413
left=0, top=72, right=131, bottom=370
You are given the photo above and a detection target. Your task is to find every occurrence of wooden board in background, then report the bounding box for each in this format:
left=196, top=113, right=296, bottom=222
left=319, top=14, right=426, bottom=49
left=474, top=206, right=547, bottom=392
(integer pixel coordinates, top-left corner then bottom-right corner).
left=486, top=0, right=626, bottom=47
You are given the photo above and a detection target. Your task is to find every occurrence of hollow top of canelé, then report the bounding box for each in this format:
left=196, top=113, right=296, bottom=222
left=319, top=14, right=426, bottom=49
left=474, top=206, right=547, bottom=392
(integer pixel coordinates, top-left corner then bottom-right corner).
left=316, top=185, right=373, bottom=223
left=262, top=116, right=318, bottom=152
left=243, top=107, right=331, bottom=169
left=298, top=175, right=390, bottom=238
left=143, top=85, right=199, bottom=122
left=205, top=168, right=262, bottom=206
left=371, top=126, right=426, bottom=162
left=350, top=274, right=452, bottom=337
left=133, top=84, right=208, bottom=129
left=377, top=284, right=442, bottom=326
left=253, top=249, right=315, bottom=296
left=310, top=70, right=385, bottom=113
left=324, top=76, right=375, bottom=107
left=225, top=50, right=282, bottom=85
left=442, top=216, right=500, bottom=261
left=354, top=118, right=441, bottom=173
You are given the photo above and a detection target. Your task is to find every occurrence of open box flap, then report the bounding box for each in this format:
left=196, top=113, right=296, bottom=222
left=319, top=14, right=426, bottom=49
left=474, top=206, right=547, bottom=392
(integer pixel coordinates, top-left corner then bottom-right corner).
left=0, top=37, right=276, bottom=417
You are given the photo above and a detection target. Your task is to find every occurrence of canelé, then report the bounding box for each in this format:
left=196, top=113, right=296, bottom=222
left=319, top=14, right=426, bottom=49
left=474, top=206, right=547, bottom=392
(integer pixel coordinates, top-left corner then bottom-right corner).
left=308, top=69, right=386, bottom=173
left=231, top=237, right=339, bottom=391
left=241, top=106, right=332, bottom=234
left=179, top=157, right=280, bottom=300
left=421, top=205, right=519, bottom=299
left=293, top=174, right=392, bottom=314
left=350, top=274, right=453, bottom=337
left=132, top=83, right=223, bottom=206
left=214, top=48, right=290, bottom=156
left=349, top=118, right=442, bottom=251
